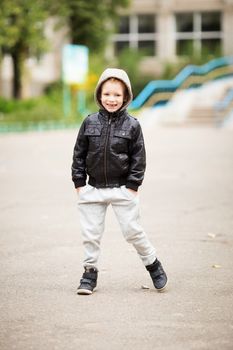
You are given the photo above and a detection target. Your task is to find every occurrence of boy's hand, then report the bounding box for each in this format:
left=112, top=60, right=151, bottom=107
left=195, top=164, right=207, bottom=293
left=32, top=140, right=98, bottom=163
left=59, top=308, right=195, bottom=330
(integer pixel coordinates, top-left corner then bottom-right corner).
left=127, top=188, right=138, bottom=195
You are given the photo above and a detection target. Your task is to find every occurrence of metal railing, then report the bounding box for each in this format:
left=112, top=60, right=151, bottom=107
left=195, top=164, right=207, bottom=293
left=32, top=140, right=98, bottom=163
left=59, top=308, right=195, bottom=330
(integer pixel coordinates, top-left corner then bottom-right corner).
left=214, top=87, right=233, bottom=126
left=130, top=56, right=233, bottom=110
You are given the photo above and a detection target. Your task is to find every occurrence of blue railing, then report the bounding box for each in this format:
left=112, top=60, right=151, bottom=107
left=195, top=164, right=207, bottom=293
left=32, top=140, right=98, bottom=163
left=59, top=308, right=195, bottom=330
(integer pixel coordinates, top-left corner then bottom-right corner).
left=130, top=56, right=233, bottom=109
left=214, top=87, right=233, bottom=126
left=222, top=109, right=233, bottom=127
left=215, top=88, right=233, bottom=111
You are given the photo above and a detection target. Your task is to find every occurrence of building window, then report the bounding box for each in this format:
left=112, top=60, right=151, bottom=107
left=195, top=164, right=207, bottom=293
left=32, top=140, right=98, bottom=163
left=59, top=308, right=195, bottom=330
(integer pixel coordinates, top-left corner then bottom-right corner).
left=115, top=41, right=130, bottom=55
left=201, top=12, right=221, bottom=31
left=138, top=15, right=155, bottom=33
left=138, top=40, right=156, bottom=56
left=175, top=11, right=222, bottom=57
left=176, top=39, right=193, bottom=56
left=201, top=38, right=221, bottom=56
left=176, top=13, right=193, bottom=32
left=119, top=16, right=130, bottom=34
left=113, top=14, right=157, bottom=56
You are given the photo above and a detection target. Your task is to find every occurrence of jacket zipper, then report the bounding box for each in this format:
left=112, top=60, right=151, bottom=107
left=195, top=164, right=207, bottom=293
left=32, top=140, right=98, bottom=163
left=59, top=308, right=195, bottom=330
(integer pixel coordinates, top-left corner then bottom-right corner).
left=104, top=116, right=112, bottom=186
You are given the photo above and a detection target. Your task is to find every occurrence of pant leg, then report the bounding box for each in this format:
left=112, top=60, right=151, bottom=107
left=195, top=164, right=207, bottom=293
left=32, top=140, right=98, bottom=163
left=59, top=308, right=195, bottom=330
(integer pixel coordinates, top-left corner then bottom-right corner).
left=78, top=185, right=107, bottom=269
left=112, top=186, right=156, bottom=266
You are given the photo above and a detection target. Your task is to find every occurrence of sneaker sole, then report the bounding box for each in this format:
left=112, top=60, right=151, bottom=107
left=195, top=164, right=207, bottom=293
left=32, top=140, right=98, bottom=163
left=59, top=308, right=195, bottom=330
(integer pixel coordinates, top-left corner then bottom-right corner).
left=77, top=288, right=95, bottom=295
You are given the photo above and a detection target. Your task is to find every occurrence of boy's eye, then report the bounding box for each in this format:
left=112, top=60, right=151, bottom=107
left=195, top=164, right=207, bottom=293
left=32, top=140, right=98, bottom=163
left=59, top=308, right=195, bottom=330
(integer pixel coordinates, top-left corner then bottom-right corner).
left=102, top=92, right=122, bottom=97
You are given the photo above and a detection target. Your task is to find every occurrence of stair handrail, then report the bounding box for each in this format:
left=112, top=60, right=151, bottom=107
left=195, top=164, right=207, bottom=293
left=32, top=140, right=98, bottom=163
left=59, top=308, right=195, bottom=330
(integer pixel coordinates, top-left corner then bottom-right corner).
left=214, top=87, right=233, bottom=126
left=130, top=56, right=233, bottom=109
left=214, top=87, right=233, bottom=111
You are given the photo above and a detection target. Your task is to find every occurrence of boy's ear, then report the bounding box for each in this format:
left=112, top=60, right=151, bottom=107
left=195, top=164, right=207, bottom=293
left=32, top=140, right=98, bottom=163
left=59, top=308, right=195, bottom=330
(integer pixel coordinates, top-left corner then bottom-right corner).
left=124, top=92, right=129, bottom=102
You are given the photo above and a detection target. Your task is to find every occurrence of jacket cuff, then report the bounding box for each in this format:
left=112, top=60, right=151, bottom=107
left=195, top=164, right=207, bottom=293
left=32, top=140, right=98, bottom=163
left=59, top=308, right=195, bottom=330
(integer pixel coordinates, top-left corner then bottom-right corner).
left=74, top=179, right=86, bottom=188
left=126, top=181, right=139, bottom=191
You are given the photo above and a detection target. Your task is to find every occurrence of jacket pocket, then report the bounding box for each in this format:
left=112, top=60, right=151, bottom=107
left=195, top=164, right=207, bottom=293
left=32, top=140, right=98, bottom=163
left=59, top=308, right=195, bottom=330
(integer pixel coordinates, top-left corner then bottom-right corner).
left=84, top=127, right=101, bottom=136
left=84, top=126, right=102, bottom=150
left=113, top=129, right=132, bottom=153
left=114, top=129, right=131, bottom=139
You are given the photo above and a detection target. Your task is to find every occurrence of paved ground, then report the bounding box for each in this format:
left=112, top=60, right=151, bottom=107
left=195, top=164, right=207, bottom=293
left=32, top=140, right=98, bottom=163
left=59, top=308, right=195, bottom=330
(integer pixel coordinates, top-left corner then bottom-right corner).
left=0, top=123, right=233, bottom=350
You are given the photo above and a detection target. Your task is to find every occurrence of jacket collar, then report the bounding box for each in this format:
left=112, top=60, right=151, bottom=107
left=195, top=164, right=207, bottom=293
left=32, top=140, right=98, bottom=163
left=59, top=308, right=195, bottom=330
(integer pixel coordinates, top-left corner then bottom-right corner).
left=99, top=108, right=126, bottom=122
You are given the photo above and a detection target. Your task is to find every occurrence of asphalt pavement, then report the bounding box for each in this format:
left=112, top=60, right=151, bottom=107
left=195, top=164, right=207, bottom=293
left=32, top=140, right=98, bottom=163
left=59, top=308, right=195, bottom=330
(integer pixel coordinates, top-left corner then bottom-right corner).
left=0, top=123, right=233, bottom=350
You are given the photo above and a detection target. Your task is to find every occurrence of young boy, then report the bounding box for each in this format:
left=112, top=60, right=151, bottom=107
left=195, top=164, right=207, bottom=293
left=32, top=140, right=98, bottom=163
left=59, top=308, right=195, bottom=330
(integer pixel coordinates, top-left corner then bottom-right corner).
left=72, top=68, right=167, bottom=295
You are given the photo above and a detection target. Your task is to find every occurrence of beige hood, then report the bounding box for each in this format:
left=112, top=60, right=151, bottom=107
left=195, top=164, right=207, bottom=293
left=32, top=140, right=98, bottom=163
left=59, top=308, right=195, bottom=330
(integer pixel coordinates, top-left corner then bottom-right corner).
left=95, top=68, right=133, bottom=111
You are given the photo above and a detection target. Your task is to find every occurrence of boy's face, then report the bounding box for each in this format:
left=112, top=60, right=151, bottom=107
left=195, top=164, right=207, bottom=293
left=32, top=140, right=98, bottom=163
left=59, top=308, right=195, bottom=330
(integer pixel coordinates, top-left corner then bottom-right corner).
left=100, top=79, right=125, bottom=112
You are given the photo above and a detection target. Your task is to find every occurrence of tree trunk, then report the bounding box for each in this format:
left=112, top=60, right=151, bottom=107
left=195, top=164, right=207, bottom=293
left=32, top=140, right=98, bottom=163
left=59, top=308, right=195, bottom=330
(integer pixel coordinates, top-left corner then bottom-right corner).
left=69, top=15, right=79, bottom=45
left=11, top=49, right=23, bottom=99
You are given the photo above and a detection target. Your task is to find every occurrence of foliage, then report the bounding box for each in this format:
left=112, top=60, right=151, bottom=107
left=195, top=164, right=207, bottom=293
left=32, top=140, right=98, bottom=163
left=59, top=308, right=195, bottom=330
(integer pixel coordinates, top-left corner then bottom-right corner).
left=0, top=97, right=36, bottom=114
left=0, top=0, right=55, bottom=98
left=61, top=0, right=130, bottom=52
left=0, top=0, right=130, bottom=99
left=0, top=85, right=83, bottom=132
left=116, top=48, right=152, bottom=96
left=0, top=0, right=50, bottom=55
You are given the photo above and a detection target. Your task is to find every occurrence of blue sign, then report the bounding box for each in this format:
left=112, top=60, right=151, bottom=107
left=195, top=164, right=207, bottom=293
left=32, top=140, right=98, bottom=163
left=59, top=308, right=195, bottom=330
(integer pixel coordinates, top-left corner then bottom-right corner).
left=62, top=44, right=89, bottom=85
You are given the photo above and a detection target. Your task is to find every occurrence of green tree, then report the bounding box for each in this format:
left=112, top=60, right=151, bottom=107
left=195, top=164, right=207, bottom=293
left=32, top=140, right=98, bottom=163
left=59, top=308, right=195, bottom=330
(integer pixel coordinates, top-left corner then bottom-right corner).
left=0, top=0, right=51, bottom=99
left=0, top=0, right=130, bottom=99
left=63, top=0, right=130, bottom=51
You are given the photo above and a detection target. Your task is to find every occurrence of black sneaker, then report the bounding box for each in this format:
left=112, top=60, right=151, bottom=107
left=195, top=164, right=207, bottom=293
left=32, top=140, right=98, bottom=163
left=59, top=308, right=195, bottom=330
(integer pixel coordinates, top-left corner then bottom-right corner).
left=146, top=259, right=168, bottom=292
left=77, top=267, right=98, bottom=295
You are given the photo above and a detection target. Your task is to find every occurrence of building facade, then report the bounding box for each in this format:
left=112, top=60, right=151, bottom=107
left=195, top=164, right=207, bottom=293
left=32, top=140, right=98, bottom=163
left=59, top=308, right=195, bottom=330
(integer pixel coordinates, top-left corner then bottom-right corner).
left=112, top=0, right=233, bottom=68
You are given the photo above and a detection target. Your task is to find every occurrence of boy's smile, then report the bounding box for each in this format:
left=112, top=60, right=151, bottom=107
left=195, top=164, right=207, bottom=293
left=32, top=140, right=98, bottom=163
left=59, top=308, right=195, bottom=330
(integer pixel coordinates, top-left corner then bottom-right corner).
left=100, top=79, right=125, bottom=112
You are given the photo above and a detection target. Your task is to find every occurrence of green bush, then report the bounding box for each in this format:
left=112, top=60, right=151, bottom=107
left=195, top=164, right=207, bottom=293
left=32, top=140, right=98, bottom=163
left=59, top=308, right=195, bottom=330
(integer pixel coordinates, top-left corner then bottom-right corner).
left=116, top=48, right=152, bottom=97
left=0, top=97, right=37, bottom=113
left=0, top=82, right=82, bottom=132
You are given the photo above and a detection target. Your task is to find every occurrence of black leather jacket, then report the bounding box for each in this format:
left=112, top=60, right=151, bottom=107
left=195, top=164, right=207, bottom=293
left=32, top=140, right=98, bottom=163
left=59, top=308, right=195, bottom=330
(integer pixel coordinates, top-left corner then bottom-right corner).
left=72, top=109, right=146, bottom=191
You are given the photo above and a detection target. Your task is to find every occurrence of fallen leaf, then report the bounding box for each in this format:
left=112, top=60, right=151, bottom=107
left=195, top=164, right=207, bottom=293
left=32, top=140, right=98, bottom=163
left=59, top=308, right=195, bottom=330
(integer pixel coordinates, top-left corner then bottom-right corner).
left=212, top=264, right=222, bottom=268
left=208, top=233, right=216, bottom=239
left=141, top=285, right=150, bottom=289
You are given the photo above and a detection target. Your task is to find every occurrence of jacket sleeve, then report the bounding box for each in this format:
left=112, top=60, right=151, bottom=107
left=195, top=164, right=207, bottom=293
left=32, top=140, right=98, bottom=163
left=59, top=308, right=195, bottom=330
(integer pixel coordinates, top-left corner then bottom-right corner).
left=71, top=120, right=88, bottom=188
left=126, top=121, right=146, bottom=191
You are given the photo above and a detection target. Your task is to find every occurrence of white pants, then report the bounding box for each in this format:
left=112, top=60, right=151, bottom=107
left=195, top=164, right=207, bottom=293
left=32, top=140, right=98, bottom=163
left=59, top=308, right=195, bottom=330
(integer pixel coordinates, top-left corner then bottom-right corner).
left=78, top=185, right=156, bottom=269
